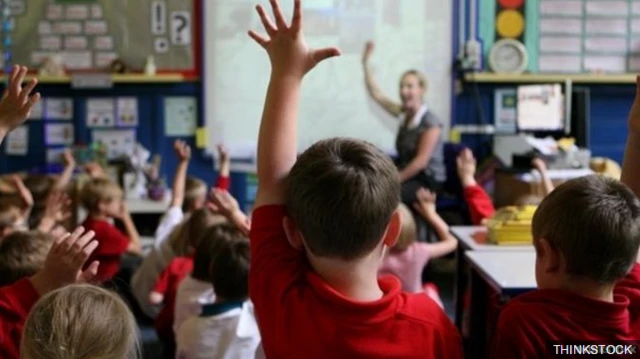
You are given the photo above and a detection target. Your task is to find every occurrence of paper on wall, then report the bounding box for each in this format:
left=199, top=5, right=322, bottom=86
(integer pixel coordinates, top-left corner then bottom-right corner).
left=66, top=4, right=89, bottom=19
left=94, top=36, right=114, bottom=50
left=60, top=51, right=92, bottom=70
left=539, top=18, right=582, bottom=35
left=585, top=1, right=628, bottom=16
left=5, top=126, right=28, bottom=155
left=539, top=37, right=581, bottom=53
left=585, top=19, right=627, bottom=35
left=584, top=37, right=627, bottom=53
left=46, top=4, right=63, bottom=20
left=95, top=52, right=118, bottom=67
left=116, top=97, right=139, bottom=126
left=584, top=55, right=627, bottom=72
left=46, top=148, right=66, bottom=164
left=28, top=98, right=44, bottom=120
left=38, top=21, right=52, bottom=34
left=164, top=97, right=197, bottom=136
left=40, top=36, right=62, bottom=51
left=84, top=20, right=108, bottom=35
left=91, top=4, right=103, bottom=18
left=92, top=129, right=136, bottom=160
left=53, top=22, right=83, bottom=35
left=45, top=123, right=74, bottom=145
left=64, top=36, right=89, bottom=50
left=86, top=98, right=115, bottom=127
left=539, top=0, right=582, bottom=16
left=45, top=98, right=73, bottom=120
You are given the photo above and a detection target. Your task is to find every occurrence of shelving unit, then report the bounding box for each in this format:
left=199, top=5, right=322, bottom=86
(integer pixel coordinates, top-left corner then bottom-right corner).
left=0, top=73, right=198, bottom=84
left=464, top=72, right=637, bottom=84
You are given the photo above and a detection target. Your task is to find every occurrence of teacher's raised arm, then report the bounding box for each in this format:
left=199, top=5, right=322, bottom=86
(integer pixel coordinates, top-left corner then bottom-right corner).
left=362, top=41, right=446, bottom=208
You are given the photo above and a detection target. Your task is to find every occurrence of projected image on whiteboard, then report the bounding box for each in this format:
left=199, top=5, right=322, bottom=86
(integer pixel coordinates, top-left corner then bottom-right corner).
left=204, top=0, right=452, bottom=158
left=517, top=84, right=564, bottom=132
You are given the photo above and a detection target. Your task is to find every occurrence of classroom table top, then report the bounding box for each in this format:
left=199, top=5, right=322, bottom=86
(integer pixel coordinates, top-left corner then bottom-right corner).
left=126, top=197, right=170, bottom=214
left=465, top=251, right=537, bottom=296
left=450, top=226, right=534, bottom=251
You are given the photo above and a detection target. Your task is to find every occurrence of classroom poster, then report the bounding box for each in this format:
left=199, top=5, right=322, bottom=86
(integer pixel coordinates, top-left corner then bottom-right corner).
left=164, top=97, right=197, bottom=136
left=5, top=126, right=28, bottom=155
left=116, top=97, right=139, bottom=127
left=46, top=148, right=66, bottom=163
left=92, top=129, right=136, bottom=159
left=28, top=99, right=44, bottom=120
left=86, top=98, right=116, bottom=127
left=45, top=98, right=73, bottom=120
left=45, top=123, right=74, bottom=145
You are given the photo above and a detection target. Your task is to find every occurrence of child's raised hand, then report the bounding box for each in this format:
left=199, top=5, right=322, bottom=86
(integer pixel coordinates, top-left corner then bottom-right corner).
left=531, top=158, right=547, bottom=173
left=63, top=148, right=76, bottom=168
left=0, top=66, right=40, bottom=134
left=413, top=188, right=437, bottom=218
left=11, top=175, right=34, bottom=209
left=208, top=188, right=240, bottom=217
left=248, top=0, right=340, bottom=79
left=217, top=144, right=229, bottom=164
left=29, top=226, right=100, bottom=295
left=456, top=148, right=476, bottom=186
left=84, top=162, right=106, bottom=179
left=44, top=190, right=72, bottom=222
left=362, top=41, right=374, bottom=64
left=174, top=140, right=191, bottom=162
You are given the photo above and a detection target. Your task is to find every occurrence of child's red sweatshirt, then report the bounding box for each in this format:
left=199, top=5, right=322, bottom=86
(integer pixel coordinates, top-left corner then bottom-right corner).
left=463, top=184, right=495, bottom=225
left=0, top=278, right=40, bottom=359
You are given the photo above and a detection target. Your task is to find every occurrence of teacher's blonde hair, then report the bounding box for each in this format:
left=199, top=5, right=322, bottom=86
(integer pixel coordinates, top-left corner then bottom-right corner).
left=21, top=284, right=140, bottom=359
left=401, top=69, right=428, bottom=91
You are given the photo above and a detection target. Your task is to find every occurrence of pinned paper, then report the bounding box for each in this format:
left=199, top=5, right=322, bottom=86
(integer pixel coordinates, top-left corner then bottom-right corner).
left=196, top=127, right=207, bottom=148
left=164, top=97, right=197, bottom=136
left=116, top=97, right=139, bottom=127
left=28, top=98, right=44, bottom=120
left=86, top=98, right=115, bottom=127
left=45, top=98, right=73, bottom=120
left=45, top=123, right=74, bottom=145
left=92, top=129, right=136, bottom=160
left=46, top=148, right=66, bottom=163
left=5, top=126, right=28, bottom=155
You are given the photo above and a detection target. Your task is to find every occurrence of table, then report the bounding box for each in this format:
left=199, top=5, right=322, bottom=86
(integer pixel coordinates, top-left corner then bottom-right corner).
left=465, top=251, right=537, bottom=358
left=451, top=226, right=533, bottom=329
left=126, top=197, right=170, bottom=214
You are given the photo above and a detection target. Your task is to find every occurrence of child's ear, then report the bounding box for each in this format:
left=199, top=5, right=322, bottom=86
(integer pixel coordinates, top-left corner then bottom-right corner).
left=536, top=237, right=561, bottom=274
left=282, top=216, right=304, bottom=251
left=382, top=209, right=401, bottom=248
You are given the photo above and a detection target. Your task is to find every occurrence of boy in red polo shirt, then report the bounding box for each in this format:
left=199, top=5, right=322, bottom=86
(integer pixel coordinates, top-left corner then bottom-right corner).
left=244, top=1, right=462, bottom=358
left=491, top=175, right=640, bottom=358
left=80, top=178, right=141, bottom=282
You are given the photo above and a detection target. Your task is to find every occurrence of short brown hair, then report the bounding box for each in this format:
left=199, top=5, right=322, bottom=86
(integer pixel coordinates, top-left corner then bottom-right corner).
left=184, top=177, right=207, bottom=212
left=23, top=175, right=55, bottom=203
left=532, top=175, right=640, bottom=283
left=21, top=284, right=140, bottom=359
left=168, top=208, right=226, bottom=256
left=210, top=233, right=250, bottom=301
left=191, top=223, right=241, bottom=281
left=0, top=231, right=53, bottom=286
left=80, top=178, right=123, bottom=212
left=393, top=204, right=417, bottom=252
left=286, top=138, right=400, bottom=260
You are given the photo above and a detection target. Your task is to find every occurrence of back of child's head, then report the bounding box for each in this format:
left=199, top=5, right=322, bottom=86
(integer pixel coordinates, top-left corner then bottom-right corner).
left=210, top=234, right=250, bottom=301
left=286, top=138, right=400, bottom=260
left=184, top=177, right=207, bottom=212
left=23, top=175, right=55, bottom=203
left=0, top=231, right=52, bottom=286
left=532, top=175, right=640, bottom=284
left=392, top=204, right=417, bottom=252
left=80, top=177, right=123, bottom=213
left=191, top=223, right=241, bottom=281
left=0, top=199, right=25, bottom=237
left=169, top=208, right=226, bottom=256
left=21, top=284, right=139, bottom=359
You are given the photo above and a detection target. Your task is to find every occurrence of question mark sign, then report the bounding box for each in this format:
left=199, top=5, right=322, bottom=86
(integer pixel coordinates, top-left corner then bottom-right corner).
left=174, top=14, right=187, bottom=43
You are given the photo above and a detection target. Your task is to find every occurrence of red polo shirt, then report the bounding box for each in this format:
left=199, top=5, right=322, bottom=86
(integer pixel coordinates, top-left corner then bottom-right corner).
left=615, top=263, right=640, bottom=335
left=82, top=217, right=130, bottom=282
left=249, top=205, right=463, bottom=359
left=153, top=256, right=193, bottom=341
left=491, top=289, right=637, bottom=359
left=0, top=278, right=40, bottom=359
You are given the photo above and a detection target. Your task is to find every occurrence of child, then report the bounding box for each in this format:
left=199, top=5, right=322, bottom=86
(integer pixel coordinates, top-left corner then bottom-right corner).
left=246, top=2, right=462, bottom=357
left=131, top=141, right=230, bottom=317
left=0, top=226, right=100, bottom=359
left=0, top=231, right=52, bottom=287
left=379, top=189, right=457, bottom=307
left=148, top=208, right=223, bottom=358
left=80, top=177, right=141, bottom=282
left=491, top=175, right=640, bottom=358
left=176, top=232, right=260, bottom=359
left=0, top=65, right=40, bottom=146
left=456, top=148, right=495, bottom=224
left=21, top=284, right=139, bottom=359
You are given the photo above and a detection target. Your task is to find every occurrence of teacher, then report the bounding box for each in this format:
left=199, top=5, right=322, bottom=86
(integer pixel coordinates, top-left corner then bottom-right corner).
left=361, top=41, right=446, bottom=206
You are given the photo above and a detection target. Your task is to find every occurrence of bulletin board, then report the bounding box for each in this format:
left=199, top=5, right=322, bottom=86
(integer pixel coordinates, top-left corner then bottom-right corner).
left=479, top=0, right=640, bottom=73
left=1, top=0, right=197, bottom=75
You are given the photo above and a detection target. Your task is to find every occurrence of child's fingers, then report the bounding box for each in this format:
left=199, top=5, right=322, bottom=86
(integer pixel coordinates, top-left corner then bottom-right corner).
left=74, top=240, right=99, bottom=266
left=11, top=66, right=27, bottom=95
left=21, top=93, right=41, bottom=117
left=72, top=230, right=95, bottom=255
left=290, top=0, right=302, bottom=32
left=248, top=30, right=269, bottom=48
left=79, top=260, right=100, bottom=283
left=312, top=47, right=341, bottom=64
left=255, top=5, right=277, bottom=36
left=8, top=66, right=19, bottom=93
left=20, top=78, right=38, bottom=104
left=268, top=0, right=288, bottom=29
left=64, top=226, right=85, bottom=250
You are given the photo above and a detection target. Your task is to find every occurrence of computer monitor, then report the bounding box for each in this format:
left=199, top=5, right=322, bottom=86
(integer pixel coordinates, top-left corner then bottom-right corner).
left=517, top=84, right=565, bottom=132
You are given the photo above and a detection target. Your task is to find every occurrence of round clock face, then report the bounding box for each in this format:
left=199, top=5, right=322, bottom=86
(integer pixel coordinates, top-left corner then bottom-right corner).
left=490, top=39, right=528, bottom=74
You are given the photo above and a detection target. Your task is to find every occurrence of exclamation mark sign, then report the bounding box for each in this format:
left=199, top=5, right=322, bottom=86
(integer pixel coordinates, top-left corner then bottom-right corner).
left=151, top=1, right=166, bottom=35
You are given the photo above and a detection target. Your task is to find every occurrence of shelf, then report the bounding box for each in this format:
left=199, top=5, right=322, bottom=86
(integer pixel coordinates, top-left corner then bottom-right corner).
left=0, top=73, right=198, bottom=84
left=464, top=72, right=638, bottom=84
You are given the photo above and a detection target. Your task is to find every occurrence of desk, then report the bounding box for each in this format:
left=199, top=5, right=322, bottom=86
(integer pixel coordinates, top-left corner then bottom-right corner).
left=126, top=197, right=170, bottom=214
left=451, top=226, right=533, bottom=330
left=466, top=251, right=537, bottom=358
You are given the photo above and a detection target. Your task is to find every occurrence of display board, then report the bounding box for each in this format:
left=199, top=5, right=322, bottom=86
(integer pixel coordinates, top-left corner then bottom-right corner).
left=204, top=0, right=453, bottom=159
left=0, top=0, right=195, bottom=73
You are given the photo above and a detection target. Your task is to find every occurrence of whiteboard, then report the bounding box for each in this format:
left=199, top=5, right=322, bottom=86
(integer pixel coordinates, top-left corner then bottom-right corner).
left=204, top=0, right=452, bottom=159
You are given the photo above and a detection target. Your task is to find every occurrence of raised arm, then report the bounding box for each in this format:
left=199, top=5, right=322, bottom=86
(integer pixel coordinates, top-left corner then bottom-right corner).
left=248, top=0, right=339, bottom=206
left=457, top=148, right=495, bottom=224
left=11, top=175, right=33, bottom=221
left=171, top=140, right=191, bottom=208
left=117, top=202, right=141, bottom=254
left=209, top=188, right=250, bottom=236
left=0, top=66, right=40, bottom=145
left=413, top=188, right=457, bottom=258
left=398, top=127, right=440, bottom=182
left=53, top=149, right=77, bottom=191
left=622, top=76, right=640, bottom=197
left=531, top=158, right=554, bottom=196
left=362, top=42, right=403, bottom=118
left=215, top=144, right=231, bottom=190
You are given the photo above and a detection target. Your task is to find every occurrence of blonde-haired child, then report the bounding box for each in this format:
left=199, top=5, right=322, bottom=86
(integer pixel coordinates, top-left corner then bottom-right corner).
left=131, top=141, right=230, bottom=318
left=80, top=177, right=141, bottom=282
left=21, top=284, right=139, bottom=359
left=379, top=188, right=458, bottom=307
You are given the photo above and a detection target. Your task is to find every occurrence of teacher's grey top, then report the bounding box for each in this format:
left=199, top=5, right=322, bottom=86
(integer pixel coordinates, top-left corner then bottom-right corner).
left=395, top=105, right=446, bottom=183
